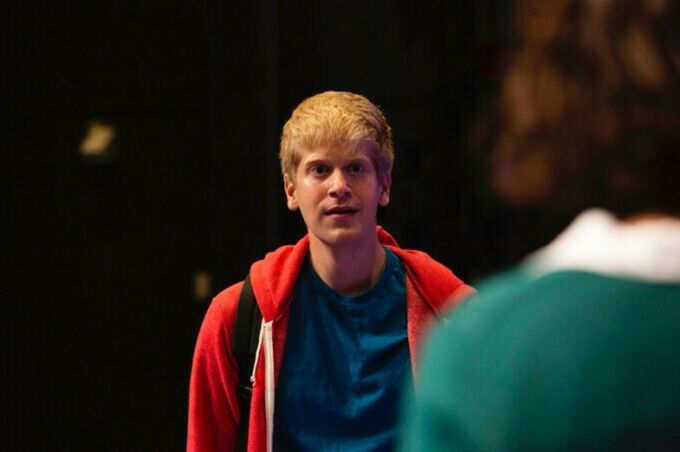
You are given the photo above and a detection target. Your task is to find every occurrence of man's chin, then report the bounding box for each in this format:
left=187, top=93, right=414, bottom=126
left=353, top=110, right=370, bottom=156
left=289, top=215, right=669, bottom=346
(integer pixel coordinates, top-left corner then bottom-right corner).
left=312, top=225, right=367, bottom=246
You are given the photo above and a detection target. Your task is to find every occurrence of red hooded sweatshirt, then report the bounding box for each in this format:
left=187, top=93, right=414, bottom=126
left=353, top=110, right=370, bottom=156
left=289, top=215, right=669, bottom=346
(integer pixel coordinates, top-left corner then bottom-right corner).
left=187, top=227, right=474, bottom=452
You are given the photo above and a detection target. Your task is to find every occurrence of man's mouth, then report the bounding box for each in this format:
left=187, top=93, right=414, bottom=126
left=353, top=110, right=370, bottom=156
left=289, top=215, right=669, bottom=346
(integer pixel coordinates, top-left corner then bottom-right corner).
left=324, top=206, right=359, bottom=216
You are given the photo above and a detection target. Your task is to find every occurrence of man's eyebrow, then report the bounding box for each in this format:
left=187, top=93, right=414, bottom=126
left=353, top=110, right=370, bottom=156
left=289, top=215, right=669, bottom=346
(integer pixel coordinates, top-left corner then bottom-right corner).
left=303, top=159, right=328, bottom=166
left=302, top=155, right=370, bottom=166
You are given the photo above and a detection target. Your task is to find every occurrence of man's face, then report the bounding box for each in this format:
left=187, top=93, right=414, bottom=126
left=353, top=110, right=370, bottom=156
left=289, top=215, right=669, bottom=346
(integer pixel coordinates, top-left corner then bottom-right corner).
left=284, top=143, right=391, bottom=248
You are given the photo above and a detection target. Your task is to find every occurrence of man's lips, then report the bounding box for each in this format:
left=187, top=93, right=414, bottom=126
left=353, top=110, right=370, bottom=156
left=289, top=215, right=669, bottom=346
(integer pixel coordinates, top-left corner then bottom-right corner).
left=324, top=206, right=359, bottom=215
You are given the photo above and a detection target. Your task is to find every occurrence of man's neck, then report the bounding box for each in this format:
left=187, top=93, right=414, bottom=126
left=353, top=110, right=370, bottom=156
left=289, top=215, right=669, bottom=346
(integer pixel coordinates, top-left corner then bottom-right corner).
left=308, top=234, right=386, bottom=296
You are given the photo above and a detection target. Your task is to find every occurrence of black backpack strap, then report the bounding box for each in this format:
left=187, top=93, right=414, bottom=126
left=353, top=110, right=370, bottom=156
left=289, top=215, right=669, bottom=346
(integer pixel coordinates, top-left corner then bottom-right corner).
left=233, top=274, right=262, bottom=451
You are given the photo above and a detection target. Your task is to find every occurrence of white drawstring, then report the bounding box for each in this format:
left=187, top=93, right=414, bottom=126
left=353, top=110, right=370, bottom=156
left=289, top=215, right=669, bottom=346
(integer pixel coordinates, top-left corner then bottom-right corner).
left=263, top=321, right=275, bottom=452
left=250, top=320, right=265, bottom=386
left=249, top=319, right=275, bottom=452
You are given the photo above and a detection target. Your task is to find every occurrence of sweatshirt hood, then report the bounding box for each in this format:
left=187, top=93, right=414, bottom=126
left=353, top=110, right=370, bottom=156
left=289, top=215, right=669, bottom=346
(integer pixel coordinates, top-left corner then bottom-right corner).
left=248, top=234, right=309, bottom=322
left=248, top=226, right=471, bottom=321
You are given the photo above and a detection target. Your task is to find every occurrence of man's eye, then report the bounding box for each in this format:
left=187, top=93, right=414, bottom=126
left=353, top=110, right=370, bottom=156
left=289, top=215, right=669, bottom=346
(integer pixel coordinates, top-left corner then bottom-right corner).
left=311, top=165, right=328, bottom=175
left=348, top=163, right=365, bottom=174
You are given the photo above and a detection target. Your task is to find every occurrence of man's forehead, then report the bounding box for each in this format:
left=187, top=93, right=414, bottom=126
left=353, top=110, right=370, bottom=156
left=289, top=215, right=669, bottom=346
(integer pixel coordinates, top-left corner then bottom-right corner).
left=299, top=141, right=375, bottom=161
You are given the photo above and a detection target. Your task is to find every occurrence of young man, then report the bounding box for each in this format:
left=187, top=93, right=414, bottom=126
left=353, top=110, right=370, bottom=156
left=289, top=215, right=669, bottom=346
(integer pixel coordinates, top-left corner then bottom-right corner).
left=188, top=91, right=473, bottom=452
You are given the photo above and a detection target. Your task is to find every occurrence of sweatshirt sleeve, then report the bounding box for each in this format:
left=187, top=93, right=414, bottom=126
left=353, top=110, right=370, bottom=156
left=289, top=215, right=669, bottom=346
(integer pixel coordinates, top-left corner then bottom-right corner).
left=187, top=283, right=243, bottom=452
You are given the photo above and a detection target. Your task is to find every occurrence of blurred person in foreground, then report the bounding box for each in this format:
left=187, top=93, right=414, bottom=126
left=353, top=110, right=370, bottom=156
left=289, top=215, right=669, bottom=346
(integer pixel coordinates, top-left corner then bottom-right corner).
left=188, top=91, right=474, bottom=452
left=402, top=0, right=680, bottom=450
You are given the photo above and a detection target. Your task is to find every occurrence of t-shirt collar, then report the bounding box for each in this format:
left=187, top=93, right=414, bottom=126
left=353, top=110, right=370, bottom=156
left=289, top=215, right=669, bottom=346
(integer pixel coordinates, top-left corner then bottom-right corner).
left=525, top=208, right=680, bottom=283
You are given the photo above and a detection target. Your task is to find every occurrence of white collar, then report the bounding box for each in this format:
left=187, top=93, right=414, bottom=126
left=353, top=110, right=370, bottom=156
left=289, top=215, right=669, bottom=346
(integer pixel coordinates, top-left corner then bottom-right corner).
left=525, top=209, right=680, bottom=283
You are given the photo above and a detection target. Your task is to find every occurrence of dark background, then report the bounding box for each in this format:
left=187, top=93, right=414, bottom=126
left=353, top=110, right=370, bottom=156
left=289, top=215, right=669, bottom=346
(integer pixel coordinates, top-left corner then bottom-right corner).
left=3, top=1, right=571, bottom=450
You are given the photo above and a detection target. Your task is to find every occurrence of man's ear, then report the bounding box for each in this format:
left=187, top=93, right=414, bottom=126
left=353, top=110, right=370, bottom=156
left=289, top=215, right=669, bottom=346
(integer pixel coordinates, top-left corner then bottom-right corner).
left=284, top=174, right=299, bottom=211
left=378, top=172, right=391, bottom=207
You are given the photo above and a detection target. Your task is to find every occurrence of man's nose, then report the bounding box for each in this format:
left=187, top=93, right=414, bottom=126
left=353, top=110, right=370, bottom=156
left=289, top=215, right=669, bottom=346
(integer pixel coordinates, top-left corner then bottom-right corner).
left=328, top=170, right=351, bottom=198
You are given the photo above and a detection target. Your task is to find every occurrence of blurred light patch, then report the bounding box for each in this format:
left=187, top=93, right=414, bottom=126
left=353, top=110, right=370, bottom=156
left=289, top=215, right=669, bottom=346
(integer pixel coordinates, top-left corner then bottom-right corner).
left=80, top=120, right=116, bottom=158
left=194, top=271, right=212, bottom=302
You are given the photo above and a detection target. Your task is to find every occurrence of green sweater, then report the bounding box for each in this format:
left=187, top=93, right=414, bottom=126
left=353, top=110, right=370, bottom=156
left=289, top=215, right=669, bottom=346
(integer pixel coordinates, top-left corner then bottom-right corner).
left=402, top=269, right=680, bottom=451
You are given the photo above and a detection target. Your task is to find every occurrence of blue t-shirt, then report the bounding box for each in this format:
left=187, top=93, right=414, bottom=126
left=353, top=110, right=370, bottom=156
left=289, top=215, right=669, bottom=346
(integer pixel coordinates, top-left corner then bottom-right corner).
left=274, top=247, right=409, bottom=451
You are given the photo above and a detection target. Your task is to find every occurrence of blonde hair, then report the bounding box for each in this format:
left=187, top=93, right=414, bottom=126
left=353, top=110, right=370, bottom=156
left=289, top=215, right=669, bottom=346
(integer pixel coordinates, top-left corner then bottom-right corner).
left=279, top=91, right=394, bottom=182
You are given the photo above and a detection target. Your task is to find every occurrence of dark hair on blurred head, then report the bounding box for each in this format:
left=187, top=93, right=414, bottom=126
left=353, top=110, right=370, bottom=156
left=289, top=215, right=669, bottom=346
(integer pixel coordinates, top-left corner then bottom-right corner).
left=492, top=0, right=680, bottom=216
